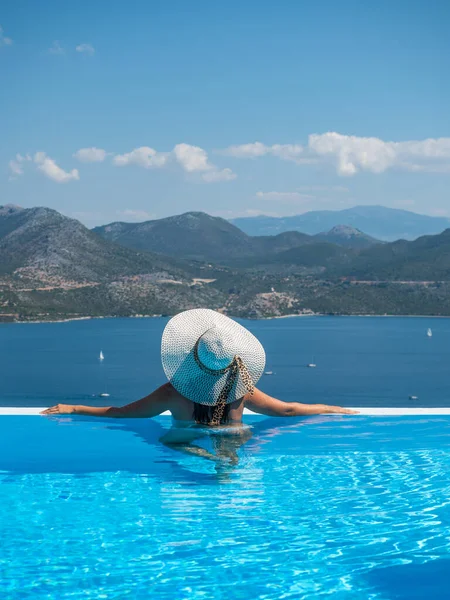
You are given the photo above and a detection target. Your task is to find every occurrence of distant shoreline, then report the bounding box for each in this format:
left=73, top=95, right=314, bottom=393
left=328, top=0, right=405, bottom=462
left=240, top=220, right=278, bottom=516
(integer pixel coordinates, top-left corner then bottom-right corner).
left=267, top=313, right=450, bottom=319
left=2, top=314, right=163, bottom=325
left=4, top=312, right=450, bottom=324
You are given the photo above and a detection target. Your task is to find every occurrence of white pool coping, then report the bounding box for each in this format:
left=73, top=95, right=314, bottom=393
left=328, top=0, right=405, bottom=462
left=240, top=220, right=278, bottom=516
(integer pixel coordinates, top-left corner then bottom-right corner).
left=1, top=407, right=450, bottom=416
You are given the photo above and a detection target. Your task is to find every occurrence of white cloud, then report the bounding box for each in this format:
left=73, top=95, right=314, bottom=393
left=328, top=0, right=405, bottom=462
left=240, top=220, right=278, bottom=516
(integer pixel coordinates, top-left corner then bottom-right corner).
left=112, top=143, right=235, bottom=182
left=34, top=152, right=79, bottom=183
left=113, top=146, right=169, bottom=168
left=308, top=132, right=450, bottom=176
left=202, top=168, right=237, bottom=182
left=173, top=143, right=212, bottom=172
left=8, top=151, right=79, bottom=183
left=222, top=142, right=269, bottom=158
left=270, top=144, right=306, bottom=163
left=73, top=147, right=108, bottom=163
left=256, top=191, right=314, bottom=202
left=221, top=134, right=450, bottom=176
left=221, top=141, right=307, bottom=164
left=0, top=25, right=12, bottom=47
left=48, top=41, right=65, bottom=55
left=8, top=159, right=23, bottom=177
left=173, top=143, right=236, bottom=182
left=75, top=43, right=95, bottom=55
left=12, top=141, right=236, bottom=184
left=8, top=154, right=31, bottom=179
left=222, top=142, right=315, bottom=166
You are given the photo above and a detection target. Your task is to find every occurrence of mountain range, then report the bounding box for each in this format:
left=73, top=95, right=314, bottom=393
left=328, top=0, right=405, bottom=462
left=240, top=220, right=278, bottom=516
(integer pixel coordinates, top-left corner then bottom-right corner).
left=332, top=229, right=450, bottom=281
left=0, top=205, right=187, bottom=283
left=2, top=204, right=450, bottom=320
left=93, top=212, right=379, bottom=263
left=231, top=205, right=450, bottom=241
left=0, top=205, right=223, bottom=320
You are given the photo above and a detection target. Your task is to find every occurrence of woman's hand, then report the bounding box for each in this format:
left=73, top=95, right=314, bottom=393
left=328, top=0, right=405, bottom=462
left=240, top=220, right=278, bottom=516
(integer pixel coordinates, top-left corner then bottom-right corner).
left=329, top=406, right=359, bottom=415
left=40, top=384, right=174, bottom=419
left=40, top=404, right=77, bottom=415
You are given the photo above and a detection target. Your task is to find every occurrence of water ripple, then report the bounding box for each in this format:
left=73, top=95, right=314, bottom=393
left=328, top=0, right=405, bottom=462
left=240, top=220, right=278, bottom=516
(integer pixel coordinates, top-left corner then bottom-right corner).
left=1, top=419, right=450, bottom=599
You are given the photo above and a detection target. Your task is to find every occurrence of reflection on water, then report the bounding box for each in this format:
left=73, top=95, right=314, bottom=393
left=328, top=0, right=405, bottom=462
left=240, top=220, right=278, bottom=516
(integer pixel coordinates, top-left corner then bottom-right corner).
left=159, top=424, right=254, bottom=479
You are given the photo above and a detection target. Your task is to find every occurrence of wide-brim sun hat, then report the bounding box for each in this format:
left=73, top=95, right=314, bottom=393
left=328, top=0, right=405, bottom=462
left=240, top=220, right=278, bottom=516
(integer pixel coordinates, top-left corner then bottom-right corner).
left=161, top=309, right=266, bottom=406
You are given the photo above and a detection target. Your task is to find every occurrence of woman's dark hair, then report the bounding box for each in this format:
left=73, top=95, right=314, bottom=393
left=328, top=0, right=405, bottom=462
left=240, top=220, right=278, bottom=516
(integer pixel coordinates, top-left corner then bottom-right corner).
left=193, top=402, right=231, bottom=426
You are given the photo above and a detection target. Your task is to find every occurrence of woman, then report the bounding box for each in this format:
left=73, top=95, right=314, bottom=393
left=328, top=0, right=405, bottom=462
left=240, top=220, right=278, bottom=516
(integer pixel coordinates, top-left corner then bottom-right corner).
left=42, top=309, right=357, bottom=422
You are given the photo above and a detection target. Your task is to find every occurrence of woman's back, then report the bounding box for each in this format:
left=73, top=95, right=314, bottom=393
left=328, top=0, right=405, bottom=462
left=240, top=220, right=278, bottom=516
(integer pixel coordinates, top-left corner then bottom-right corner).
left=168, top=383, right=245, bottom=423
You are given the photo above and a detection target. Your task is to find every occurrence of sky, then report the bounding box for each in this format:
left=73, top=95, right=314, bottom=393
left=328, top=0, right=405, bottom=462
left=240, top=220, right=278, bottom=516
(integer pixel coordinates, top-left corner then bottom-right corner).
left=1, top=0, right=450, bottom=227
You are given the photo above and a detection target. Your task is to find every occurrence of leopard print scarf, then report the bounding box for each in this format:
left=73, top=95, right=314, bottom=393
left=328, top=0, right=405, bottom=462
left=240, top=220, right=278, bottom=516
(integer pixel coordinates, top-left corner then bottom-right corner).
left=193, top=340, right=254, bottom=426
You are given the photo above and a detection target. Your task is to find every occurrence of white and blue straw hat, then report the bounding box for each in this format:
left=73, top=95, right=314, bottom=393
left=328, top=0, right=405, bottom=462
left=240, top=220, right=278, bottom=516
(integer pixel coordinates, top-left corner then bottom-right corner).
left=161, top=309, right=266, bottom=406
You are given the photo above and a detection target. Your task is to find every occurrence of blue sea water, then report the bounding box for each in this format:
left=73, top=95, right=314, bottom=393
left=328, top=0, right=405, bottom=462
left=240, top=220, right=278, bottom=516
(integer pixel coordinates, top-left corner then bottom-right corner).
left=1, top=316, right=450, bottom=599
left=1, top=315, right=450, bottom=408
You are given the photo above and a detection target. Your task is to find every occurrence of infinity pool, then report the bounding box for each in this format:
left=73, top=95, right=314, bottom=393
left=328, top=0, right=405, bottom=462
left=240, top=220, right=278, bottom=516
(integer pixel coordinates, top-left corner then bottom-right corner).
left=1, top=415, right=449, bottom=599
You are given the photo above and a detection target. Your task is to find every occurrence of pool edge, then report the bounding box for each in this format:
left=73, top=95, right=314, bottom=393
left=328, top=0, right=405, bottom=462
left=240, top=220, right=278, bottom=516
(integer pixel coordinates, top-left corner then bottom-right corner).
left=1, top=407, right=450, bottom=416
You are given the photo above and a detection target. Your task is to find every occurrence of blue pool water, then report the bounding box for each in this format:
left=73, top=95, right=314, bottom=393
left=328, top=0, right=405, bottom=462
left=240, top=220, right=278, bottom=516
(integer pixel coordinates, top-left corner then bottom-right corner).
left=1, top=415, right=450, bottom=599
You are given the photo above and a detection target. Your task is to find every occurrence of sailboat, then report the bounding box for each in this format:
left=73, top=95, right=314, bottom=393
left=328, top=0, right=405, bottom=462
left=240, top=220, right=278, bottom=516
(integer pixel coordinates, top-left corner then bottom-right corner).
left=307, top=356, right=317, bottom=368
left=98, top=350, right=110, bottom=397
left=427, top=328, right=432, bottom=338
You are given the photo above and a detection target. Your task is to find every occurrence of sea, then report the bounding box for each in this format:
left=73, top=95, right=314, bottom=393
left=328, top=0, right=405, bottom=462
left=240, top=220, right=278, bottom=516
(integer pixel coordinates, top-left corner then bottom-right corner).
left=2, top=315, right=450, bottom=409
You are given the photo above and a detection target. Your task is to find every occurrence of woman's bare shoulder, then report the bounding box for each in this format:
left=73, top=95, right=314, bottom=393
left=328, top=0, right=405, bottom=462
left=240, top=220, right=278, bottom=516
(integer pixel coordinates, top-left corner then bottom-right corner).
left=165, top=383, right=196, bottom=419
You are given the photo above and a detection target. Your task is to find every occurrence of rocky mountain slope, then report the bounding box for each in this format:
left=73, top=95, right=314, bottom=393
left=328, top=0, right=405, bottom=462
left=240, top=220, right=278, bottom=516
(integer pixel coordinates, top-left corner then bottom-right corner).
left=0, top=205, right=225, bottom=320
left=0, top=205, right=188, bottom=285
left=314, top=225, right=380, bottom=249
left=93, top=212, right=256, bottom=262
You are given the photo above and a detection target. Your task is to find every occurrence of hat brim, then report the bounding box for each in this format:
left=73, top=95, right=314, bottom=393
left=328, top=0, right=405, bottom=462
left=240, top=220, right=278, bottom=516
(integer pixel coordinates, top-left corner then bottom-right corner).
left=161, top=309, right=266, bottom=405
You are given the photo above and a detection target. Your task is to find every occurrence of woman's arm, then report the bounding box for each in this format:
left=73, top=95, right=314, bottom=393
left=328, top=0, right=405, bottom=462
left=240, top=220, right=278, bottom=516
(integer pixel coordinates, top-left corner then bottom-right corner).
left=40, top=383, right=174, bottom=418
left=245, top=388, right=358, bottom=416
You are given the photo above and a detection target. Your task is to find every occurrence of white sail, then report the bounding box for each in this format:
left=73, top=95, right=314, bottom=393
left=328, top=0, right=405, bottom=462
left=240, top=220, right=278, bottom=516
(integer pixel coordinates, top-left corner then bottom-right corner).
left=98, top=350, right=108, bottom=396
left=427, top=328, right=432, bottom=337
left=307, top=355, right=316, bottom=368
